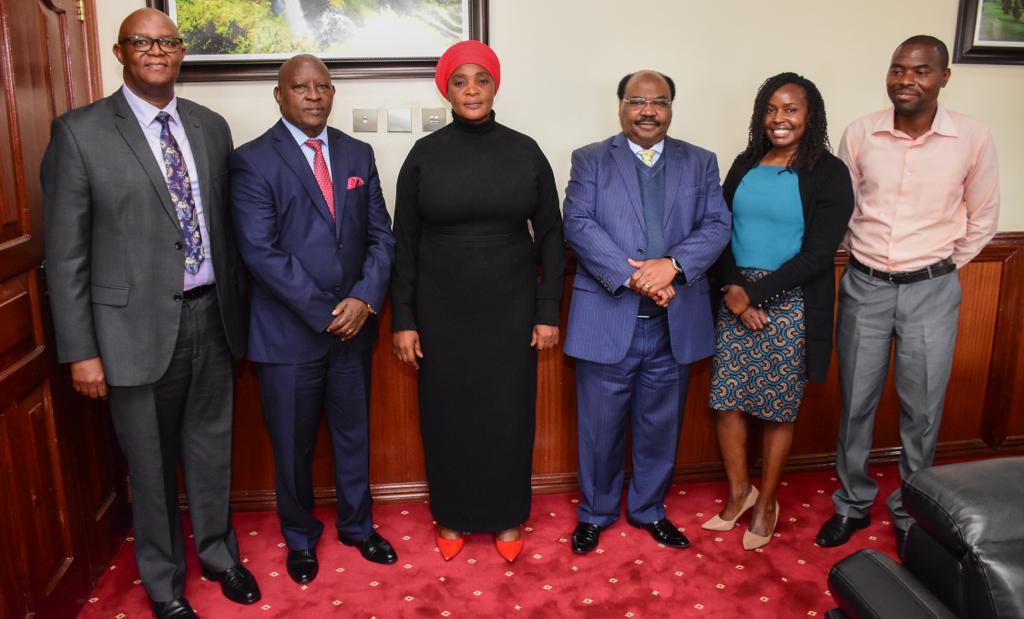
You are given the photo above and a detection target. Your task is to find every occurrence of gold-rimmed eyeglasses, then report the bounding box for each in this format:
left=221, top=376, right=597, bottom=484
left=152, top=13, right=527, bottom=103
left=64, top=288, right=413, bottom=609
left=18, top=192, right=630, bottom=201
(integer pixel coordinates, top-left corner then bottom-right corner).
left=622, top=97, right=672, bottom=110
left=119, top=35, right=184, bottom=53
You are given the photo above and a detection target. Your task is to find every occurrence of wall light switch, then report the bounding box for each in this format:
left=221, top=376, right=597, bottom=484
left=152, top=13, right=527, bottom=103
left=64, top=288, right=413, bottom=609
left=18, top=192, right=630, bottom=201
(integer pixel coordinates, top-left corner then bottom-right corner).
left=352, top=109, right=378, bottom=132
left=421, top=108, right=448, bottom=132
left=387, top=108, right=412, bottom=132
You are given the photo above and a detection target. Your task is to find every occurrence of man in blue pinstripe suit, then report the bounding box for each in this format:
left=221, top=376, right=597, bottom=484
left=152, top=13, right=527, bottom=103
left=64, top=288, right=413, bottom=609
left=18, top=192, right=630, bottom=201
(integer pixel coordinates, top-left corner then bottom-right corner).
left=563, top=70, right=731, bottom=554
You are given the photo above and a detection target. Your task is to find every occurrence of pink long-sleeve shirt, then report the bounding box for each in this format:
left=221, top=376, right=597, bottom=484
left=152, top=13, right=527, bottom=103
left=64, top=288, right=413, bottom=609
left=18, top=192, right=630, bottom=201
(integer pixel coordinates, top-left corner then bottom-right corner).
left=838, top=106, right=999, bottom=272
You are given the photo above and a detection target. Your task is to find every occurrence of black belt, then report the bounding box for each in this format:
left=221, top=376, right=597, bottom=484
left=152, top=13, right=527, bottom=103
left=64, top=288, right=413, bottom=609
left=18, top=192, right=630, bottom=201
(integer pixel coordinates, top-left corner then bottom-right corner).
left=182, top=284, right=214, bottom=300
left=848, top=256, right=955, bottom=284
left=637, top=309, right=667, bottom=319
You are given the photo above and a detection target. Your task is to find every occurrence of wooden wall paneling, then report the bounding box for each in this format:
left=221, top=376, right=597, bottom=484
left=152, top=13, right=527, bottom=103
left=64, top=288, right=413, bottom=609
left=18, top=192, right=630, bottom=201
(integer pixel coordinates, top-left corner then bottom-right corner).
left=367, top=305, right=426, bottom=498
left=980, top=234, right=1024, bottom=450
left=935, top=259, right=1001, bottom=453
left=208, top=235, right=1024, bottom=511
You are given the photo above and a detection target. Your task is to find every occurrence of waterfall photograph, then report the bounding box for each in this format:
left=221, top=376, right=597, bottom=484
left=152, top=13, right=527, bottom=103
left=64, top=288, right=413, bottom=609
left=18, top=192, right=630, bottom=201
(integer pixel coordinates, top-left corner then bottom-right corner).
left=165, top=0, right=472, bottom=61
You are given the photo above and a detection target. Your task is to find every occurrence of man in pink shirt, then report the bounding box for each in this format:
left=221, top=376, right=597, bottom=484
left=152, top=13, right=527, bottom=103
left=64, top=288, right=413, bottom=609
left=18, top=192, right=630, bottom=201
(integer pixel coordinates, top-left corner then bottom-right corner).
left=815, top=35, right=999, bottom=554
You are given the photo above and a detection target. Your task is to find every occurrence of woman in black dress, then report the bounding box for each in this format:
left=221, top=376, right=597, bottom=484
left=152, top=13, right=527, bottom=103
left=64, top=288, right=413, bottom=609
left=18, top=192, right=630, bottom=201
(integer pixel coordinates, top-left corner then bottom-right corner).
left=390, top=41, right=564, bottom=562
left=702, top=73, right=853, bottom=550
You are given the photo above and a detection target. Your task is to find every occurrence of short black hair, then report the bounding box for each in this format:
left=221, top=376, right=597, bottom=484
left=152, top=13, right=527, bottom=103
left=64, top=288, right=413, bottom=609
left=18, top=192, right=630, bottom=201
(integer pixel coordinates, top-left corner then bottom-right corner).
left=739, top=72, right=830, bottom=173
left=617, top=71, right=676, bottom=100
left=898, top=34, right=950, bottom=68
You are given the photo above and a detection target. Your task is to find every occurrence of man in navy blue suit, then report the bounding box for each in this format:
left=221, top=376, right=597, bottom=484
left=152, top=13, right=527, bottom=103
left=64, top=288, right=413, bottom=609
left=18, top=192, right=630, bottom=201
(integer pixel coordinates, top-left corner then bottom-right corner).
left=563, top=70, right=731, bottom=554
left=230, top=55, right=396, bottom=584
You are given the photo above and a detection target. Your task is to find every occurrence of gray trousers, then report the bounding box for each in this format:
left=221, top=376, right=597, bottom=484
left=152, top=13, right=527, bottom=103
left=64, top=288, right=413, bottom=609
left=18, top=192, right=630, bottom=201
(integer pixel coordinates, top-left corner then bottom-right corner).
left=832, top=266, right=961, bottom=530
left=108, top=292, right=239, bottom=602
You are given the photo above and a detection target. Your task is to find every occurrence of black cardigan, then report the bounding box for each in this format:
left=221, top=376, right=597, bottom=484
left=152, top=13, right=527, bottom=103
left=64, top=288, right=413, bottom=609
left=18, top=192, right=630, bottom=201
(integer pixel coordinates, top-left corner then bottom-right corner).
left=713, top=152, right=854, bottom=383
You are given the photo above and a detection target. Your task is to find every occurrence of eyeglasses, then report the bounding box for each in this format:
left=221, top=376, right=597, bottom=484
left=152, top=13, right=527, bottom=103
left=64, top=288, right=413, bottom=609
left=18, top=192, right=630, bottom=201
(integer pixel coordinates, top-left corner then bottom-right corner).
left=119, top=34, right=184, bottom=53
left=622, top=97, right=672, bottom=110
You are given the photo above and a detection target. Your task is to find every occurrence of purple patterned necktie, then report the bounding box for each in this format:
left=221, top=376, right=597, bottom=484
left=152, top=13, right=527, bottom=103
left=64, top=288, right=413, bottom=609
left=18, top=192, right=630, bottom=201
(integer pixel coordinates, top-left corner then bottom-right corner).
left=156, top=111, right=203, bottom=274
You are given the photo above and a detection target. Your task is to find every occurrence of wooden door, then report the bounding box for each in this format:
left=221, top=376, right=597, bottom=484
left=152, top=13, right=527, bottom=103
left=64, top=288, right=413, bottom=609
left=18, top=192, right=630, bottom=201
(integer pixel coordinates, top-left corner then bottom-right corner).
left=0, top=1, right=130, bottom=617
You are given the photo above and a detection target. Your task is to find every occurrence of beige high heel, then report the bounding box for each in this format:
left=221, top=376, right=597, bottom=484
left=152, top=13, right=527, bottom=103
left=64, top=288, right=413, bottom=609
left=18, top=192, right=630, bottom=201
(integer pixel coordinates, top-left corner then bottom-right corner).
left=701, top=485, right=759, bottom=531
left=742, top=500, right=780, bottom=550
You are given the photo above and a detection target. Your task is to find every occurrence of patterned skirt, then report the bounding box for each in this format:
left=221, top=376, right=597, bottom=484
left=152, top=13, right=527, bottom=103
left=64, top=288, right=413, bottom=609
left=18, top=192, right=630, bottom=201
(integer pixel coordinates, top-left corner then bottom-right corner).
left=707, top=268, right=806, bottom=423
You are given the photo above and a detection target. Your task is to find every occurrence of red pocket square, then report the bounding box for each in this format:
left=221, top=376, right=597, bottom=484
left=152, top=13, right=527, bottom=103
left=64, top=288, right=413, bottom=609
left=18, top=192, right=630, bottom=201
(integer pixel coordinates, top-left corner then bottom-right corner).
left=347, top=176, right=365, bottom=190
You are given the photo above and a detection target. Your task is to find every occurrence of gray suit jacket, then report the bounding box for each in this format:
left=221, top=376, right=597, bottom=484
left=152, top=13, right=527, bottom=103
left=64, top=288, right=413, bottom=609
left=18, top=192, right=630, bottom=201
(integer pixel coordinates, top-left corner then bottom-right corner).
left=42, top=88, right=247, bottom=386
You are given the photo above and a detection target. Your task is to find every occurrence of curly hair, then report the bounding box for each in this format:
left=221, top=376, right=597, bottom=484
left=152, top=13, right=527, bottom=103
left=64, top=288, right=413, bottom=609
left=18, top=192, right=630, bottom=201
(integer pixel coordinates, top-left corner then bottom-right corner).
left=740, top=72, right=830, bottom=172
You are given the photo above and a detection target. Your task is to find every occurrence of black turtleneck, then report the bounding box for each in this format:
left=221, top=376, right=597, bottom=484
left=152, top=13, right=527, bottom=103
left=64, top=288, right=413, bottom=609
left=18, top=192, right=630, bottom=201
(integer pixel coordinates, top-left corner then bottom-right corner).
left=390, top=110, right=564, bottom=331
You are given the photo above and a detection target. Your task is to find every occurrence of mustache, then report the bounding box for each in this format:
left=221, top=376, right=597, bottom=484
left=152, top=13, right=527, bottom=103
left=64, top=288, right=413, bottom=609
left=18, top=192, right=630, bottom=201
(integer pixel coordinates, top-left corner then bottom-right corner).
left=634, top=116, right=661, bottom=125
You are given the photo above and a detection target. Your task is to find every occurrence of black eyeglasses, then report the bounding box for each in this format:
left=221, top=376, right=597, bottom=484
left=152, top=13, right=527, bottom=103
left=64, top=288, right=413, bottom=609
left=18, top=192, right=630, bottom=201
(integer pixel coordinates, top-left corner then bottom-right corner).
left=622, top=97, right=672, bottom=110
left=120, top=34, right=184, bottom=52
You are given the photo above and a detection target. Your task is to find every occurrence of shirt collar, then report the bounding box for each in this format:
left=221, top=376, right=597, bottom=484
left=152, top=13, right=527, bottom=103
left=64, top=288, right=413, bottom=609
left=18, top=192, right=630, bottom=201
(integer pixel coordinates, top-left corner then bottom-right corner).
left=281, top=117, right=329, bottom=147
left=626, top=138, right=664, bottom=155
left=121, top=85, right=180, bottom=127
left=872, top=105, right=958, bottom=138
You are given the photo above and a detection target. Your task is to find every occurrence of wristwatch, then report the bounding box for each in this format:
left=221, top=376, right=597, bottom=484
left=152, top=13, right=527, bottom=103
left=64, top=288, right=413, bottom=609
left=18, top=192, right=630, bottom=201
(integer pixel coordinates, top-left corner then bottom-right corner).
left=668, top=257, right=683, bottom=273
left=365, top=302, right=377, bottom=315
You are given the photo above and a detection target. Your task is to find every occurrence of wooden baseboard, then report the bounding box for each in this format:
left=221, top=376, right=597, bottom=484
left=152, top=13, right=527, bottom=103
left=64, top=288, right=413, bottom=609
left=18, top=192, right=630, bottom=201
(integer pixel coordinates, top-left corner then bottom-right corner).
left=191, top=438, right=1020, bottom=512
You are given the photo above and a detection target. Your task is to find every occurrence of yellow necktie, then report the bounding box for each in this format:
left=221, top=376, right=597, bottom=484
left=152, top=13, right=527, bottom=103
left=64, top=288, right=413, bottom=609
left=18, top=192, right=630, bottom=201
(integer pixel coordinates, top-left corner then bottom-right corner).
left=639, top=149, right=655, bottom=167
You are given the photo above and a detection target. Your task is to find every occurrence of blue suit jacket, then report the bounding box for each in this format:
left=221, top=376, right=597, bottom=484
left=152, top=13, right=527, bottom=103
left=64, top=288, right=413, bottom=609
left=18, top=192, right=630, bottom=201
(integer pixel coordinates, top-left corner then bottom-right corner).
left=563, top=133, right=731, bottom=365
left=230, top=121, right=395, bottom=363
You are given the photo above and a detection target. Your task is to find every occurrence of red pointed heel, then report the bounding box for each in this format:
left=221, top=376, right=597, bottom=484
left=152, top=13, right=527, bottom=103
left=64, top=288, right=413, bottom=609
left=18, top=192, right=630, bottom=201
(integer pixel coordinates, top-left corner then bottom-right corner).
left=495, top=537, right=523, bottom=562
left=437, top=529, right=464, bottom=561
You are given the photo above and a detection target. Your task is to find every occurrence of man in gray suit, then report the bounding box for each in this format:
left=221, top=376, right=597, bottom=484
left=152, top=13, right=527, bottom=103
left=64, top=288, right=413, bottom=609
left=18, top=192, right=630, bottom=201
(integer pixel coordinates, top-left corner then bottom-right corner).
left=41, top=9, right=259, bottom=618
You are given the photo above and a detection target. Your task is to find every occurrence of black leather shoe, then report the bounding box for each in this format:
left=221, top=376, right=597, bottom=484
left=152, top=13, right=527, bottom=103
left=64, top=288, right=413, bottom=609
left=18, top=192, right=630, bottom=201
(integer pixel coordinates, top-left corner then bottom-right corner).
left=286, top=549, right=318, bottom=584
left=152, top=597, right=197, bottom=619
left=339, top=531, right=398, bottom=564
left=894, top=526, right=908, bottom=559
left=201, top=563, right=261, bottom=605
left=571, top=522, right=603, bottom=554
left=626, top=517, right=690, bottom=548
left=815, top=514, right=871, bottom=547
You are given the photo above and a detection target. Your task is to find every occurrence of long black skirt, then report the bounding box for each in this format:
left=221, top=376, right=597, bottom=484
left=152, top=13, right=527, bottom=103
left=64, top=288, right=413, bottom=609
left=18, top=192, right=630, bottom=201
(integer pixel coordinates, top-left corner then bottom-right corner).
left=416, top=227, right=536, bottom=532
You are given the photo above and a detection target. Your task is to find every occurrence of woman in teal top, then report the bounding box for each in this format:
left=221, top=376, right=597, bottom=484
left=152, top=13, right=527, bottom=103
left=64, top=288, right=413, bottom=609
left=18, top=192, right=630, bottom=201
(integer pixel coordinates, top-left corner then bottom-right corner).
left=703, top=73, right=854, bottom=550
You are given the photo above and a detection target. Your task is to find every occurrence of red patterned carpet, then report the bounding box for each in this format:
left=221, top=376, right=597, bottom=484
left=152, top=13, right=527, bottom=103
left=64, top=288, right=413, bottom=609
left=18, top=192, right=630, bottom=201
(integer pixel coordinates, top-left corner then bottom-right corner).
left=78, top=466, right=903, bottom=618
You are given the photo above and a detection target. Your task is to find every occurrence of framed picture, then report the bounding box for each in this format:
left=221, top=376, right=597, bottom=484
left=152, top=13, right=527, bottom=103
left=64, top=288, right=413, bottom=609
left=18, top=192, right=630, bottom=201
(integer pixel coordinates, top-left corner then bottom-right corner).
left=148, top=0, right=488, bottom=81
left=954, top=0, right=1024, bottom=64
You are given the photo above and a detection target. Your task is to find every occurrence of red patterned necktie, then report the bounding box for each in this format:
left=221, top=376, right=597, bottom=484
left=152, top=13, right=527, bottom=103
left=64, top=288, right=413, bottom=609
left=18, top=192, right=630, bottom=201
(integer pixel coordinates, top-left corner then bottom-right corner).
left=304, top=138, right=335, bottom=219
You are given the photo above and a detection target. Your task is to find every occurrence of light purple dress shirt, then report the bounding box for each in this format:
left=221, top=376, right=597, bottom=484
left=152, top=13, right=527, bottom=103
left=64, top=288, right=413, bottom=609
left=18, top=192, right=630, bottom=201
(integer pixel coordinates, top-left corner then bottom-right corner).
left=122, top=86, right=215, bottom=290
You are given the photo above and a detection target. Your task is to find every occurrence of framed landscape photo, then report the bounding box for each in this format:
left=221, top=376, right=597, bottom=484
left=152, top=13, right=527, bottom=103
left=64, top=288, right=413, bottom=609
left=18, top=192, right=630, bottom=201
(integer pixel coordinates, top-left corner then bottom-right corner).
left=954, top=0, right=1024, bottom=64
left=148, top=0, right=488, bottom=81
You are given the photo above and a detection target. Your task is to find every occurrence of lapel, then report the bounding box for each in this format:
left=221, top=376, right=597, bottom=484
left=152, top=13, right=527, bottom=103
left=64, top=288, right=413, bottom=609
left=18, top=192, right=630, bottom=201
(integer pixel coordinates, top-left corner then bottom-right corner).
left=327, top=128, right=348, bottom=238
left=661, top=137, right=688, bottom=227
left=110, top=88, right=180, bottom=229
left=610, top=133, right=645, bottom=229
left=270, top=120, right=336, bottom=232
left=178, top=100, right=214, bottom=237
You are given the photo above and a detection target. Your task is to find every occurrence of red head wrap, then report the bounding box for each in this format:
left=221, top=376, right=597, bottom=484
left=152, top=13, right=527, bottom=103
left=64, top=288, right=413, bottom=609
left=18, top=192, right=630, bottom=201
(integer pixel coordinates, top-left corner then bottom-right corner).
left=434, top=40, right=501, bottom=98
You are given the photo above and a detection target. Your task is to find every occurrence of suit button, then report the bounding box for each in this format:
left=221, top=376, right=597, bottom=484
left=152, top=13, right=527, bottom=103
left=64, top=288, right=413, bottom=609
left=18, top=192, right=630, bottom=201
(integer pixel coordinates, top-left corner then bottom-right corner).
left=173, top=293, right=182, bottom=302
left=174, top=241, right=183, bottom=250
left=337, top=242, right=343, bottom=249
left=637, top=248, right=644, bottom=254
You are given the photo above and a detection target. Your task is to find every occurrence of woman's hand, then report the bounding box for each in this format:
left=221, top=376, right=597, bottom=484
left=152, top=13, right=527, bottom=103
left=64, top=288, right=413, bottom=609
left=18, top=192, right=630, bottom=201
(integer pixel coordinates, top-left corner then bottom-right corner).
left=392, top=330, right=423, bottom=369
left=531, top=325, right=559, bottom=351
left=722, top=284, right=752, bottom=316
left=739, top=307, right=770, bottom=331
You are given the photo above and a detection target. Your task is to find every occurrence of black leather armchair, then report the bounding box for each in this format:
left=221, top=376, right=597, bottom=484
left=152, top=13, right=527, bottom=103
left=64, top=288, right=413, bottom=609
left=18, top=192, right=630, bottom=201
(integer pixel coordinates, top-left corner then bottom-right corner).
left=826, top=457, right=1024, bottom=619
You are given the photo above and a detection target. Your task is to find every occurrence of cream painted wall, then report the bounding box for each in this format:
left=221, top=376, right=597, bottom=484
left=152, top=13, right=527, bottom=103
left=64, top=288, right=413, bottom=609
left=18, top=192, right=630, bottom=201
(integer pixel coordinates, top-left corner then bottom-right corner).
left=98, top=0, right=1023, bottom=229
